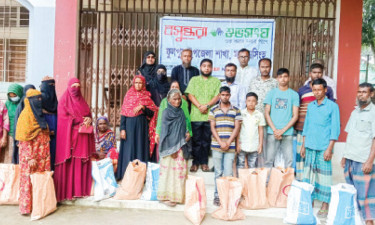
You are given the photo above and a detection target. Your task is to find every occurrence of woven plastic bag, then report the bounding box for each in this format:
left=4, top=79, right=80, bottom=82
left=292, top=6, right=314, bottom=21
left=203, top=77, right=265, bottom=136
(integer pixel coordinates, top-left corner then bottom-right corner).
left=212, top=177, right=245, bottom=221
left=238, top=168, right=269, bottom=209
left=114, top=159, right=146, bottom=200
left=0, top=164, right=20, bottom=205
left=30, top=171, right=57, bottom=220
left=267, top=167, right=294, bottom=207
left=91, top=158, right=118, bottom=201
left=184, top=175, right=206, bottom=225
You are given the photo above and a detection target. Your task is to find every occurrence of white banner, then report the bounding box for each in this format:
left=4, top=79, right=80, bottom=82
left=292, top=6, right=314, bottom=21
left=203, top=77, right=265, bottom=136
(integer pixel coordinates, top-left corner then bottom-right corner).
left=159, top=16, right=276, bottom=79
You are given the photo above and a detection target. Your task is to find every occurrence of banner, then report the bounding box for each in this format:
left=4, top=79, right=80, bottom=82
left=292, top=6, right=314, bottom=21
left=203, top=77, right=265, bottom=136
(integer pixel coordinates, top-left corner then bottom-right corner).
left=159, top=16, right=275, bottom=79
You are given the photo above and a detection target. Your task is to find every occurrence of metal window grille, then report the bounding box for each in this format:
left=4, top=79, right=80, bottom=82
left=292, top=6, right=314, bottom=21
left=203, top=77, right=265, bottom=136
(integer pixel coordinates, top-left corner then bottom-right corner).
left=79, top=0, right=337, bottom=133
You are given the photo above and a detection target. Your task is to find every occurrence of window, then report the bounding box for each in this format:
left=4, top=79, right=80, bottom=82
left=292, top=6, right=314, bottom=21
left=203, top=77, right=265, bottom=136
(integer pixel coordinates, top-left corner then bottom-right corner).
left=0, top=39, right=27, bottom=82
left=0, top=5, right=29, bottom=27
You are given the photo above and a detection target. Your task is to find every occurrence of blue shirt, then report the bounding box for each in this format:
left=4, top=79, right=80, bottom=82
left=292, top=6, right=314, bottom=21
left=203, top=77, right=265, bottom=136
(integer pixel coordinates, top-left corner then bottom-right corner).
left=302, top=97, right=340, bottom=151
left=264, top=88, right=300, bottom=135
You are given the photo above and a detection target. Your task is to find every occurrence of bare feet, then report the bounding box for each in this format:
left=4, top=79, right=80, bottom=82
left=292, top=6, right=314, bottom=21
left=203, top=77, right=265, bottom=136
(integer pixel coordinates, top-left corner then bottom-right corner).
left=160, top=200, right=176, bottom=207
left=317, top=202, right=329, bottom=218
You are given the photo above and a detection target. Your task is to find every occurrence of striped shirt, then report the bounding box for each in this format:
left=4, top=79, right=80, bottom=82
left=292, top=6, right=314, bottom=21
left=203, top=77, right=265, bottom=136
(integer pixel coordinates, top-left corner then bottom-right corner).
left=295, top=83, right=335, bottom=131
left=208, top=104, right=242, bottom=153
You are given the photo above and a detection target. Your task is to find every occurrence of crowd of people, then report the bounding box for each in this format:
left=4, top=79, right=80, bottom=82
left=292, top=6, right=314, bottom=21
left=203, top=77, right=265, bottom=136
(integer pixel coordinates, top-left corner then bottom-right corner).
left=0, top=48, right=374, bottom=224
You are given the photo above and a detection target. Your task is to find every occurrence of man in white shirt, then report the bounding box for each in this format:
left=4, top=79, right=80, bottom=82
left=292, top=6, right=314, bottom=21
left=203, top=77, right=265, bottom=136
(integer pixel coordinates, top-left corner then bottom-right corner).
left=236, top=48, right=258, bottom=91
left=221, top=63, right=247, bottom=110
left=304, top=59, right=337, bottom=99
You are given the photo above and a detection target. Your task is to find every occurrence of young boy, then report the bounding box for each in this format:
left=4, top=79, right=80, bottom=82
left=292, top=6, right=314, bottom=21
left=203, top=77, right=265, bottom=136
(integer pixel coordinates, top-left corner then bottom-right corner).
left=209, top=86, right=242, bottom=206
left=301, top=78, right=340, bottom=217
left=264, top=68, right=299, bottom=168
left=237, top=92, right=265, bottom=168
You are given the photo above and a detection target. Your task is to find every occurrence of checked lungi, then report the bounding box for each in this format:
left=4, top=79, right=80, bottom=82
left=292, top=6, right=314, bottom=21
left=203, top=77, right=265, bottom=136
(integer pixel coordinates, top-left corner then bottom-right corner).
left=302, top=148, right=332, bottom=203
left=295, top=131, right=304, bottom=181
left=345, top=158, right=375, bottom=221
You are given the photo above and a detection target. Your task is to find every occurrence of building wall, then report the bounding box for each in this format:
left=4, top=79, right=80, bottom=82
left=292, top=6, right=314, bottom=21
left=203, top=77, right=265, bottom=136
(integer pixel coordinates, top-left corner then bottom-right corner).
left=336, top=0, right=363, bottom=141
left=17, top=0, right=56, bottom=86
left=0, top=0, right=56, bottom=100
left=53, top=0, right=79, bottom=97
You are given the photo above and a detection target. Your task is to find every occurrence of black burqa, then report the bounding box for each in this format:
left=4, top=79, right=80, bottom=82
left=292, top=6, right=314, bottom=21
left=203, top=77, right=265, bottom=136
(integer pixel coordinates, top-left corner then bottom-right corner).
left=40, top=79, right=58, bottom=170
left=138, top=51, right=157, bottom=83
left=12, top=84, right=36, bottom=164
left=28, top=94, right=48, bottom=129
left=147, top=64, right=170, bottom=106
left=41, top=80, right=58, bottom=113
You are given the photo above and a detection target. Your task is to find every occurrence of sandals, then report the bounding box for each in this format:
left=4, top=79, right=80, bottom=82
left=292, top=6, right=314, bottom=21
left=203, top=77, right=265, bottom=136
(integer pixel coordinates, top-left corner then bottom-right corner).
left=160, top=200, right=177, bottom=207
left=213, top=197, right=221, bottom=207
left=317, top=209, right=328, bottom=218
left=201, top=164, right=210, bottom=172
left=190, top=165, right=198, bottom=173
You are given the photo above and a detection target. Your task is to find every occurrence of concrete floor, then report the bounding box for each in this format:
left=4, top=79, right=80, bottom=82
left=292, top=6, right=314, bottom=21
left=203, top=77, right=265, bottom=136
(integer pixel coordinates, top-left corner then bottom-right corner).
left=0, top=144, right=347, bottom=225
left=0, top=205, right=285, bottom=225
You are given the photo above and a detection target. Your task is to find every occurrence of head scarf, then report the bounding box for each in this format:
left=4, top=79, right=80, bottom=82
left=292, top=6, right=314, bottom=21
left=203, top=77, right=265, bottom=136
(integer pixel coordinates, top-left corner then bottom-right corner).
left=55, top=77, right=94, bottom=165
left=18, top=85, right=36, bottom=111
left=95, top=116, right=110, bottom=138
left=41, top=79, right=58, bottom=113
left=121, top=75, right=159, bottom=156
left=95, top=116, right=116, bottom=154
left=159, top=90, right=187, bottom=158
left=12, top=84, right=36, bottom=163
left=13, top=84, right=36, bottom=135
left=15, top=89, right=49, bottom=142
left=5, top=83, right=23, bottom=137
left=61, top=78, right=91, bottom=118
left=138, top=51, right=157, bottom=83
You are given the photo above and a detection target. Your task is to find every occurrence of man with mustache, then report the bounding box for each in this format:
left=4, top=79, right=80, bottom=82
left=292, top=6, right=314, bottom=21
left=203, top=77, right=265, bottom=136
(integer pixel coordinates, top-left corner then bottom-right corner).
left=185, top=58, right=221, bottom=173
left=342, top=83, right=375, bottom=225
left=221, top=63, right=247, bottom=110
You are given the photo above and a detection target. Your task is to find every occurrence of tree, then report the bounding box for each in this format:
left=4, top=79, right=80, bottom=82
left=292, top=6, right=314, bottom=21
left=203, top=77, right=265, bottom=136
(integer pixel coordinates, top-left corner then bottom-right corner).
left=362, top=0, right=375, bottom=56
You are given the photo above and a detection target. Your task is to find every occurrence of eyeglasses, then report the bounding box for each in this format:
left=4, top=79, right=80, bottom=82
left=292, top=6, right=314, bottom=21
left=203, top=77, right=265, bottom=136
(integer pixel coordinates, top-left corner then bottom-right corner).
left=238, top=56, right=249, bottom=59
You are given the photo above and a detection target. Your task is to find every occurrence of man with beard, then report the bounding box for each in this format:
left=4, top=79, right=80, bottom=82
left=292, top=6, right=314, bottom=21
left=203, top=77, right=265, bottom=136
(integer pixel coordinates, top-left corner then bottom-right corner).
left=221, top=63, right=247, bottom=110
left=171, top=48, right=200, bottom=94
left=300, top=78, right=340, bottom=218
left=185, top=59, right=221, bottom=172
left=236, top=48, right=257, bottom=91
left=342, top=83, right=375, bottom=225
left=208, top=86, right=242, bottom=206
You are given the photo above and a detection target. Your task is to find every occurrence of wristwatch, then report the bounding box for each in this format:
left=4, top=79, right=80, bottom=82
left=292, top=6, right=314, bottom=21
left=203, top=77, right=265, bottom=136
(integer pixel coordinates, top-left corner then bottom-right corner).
left=206, top=104, right=210, bottom=109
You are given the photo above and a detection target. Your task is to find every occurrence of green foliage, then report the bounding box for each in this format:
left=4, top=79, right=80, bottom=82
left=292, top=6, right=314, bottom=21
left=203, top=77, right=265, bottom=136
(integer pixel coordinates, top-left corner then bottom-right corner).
left=362, top=0, right=375, bottom=55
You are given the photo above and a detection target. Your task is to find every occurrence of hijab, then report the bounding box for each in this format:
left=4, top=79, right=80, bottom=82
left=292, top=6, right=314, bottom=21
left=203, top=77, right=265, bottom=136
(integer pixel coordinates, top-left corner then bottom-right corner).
left=5, top=83, right=23, bottom=137
left=159, top=90, right=187, bottom=158
left=138, top=51, right=157, bottom=83
left=15, top=89, right=49, bottom=142
left=121, top=75, right=159, bottom=156
left=13, top=85, right=36, bottom=136
left=12, top=84, right=36, bottom=163
left=41, top=79, right=58, bottom=113
left=148, top=64, right=170, bottom=96
left=55, top=78, right=93, bottom=165
left=61, top=78, right=91, bottom=119
left=121, top=75, right=158, bottom=117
